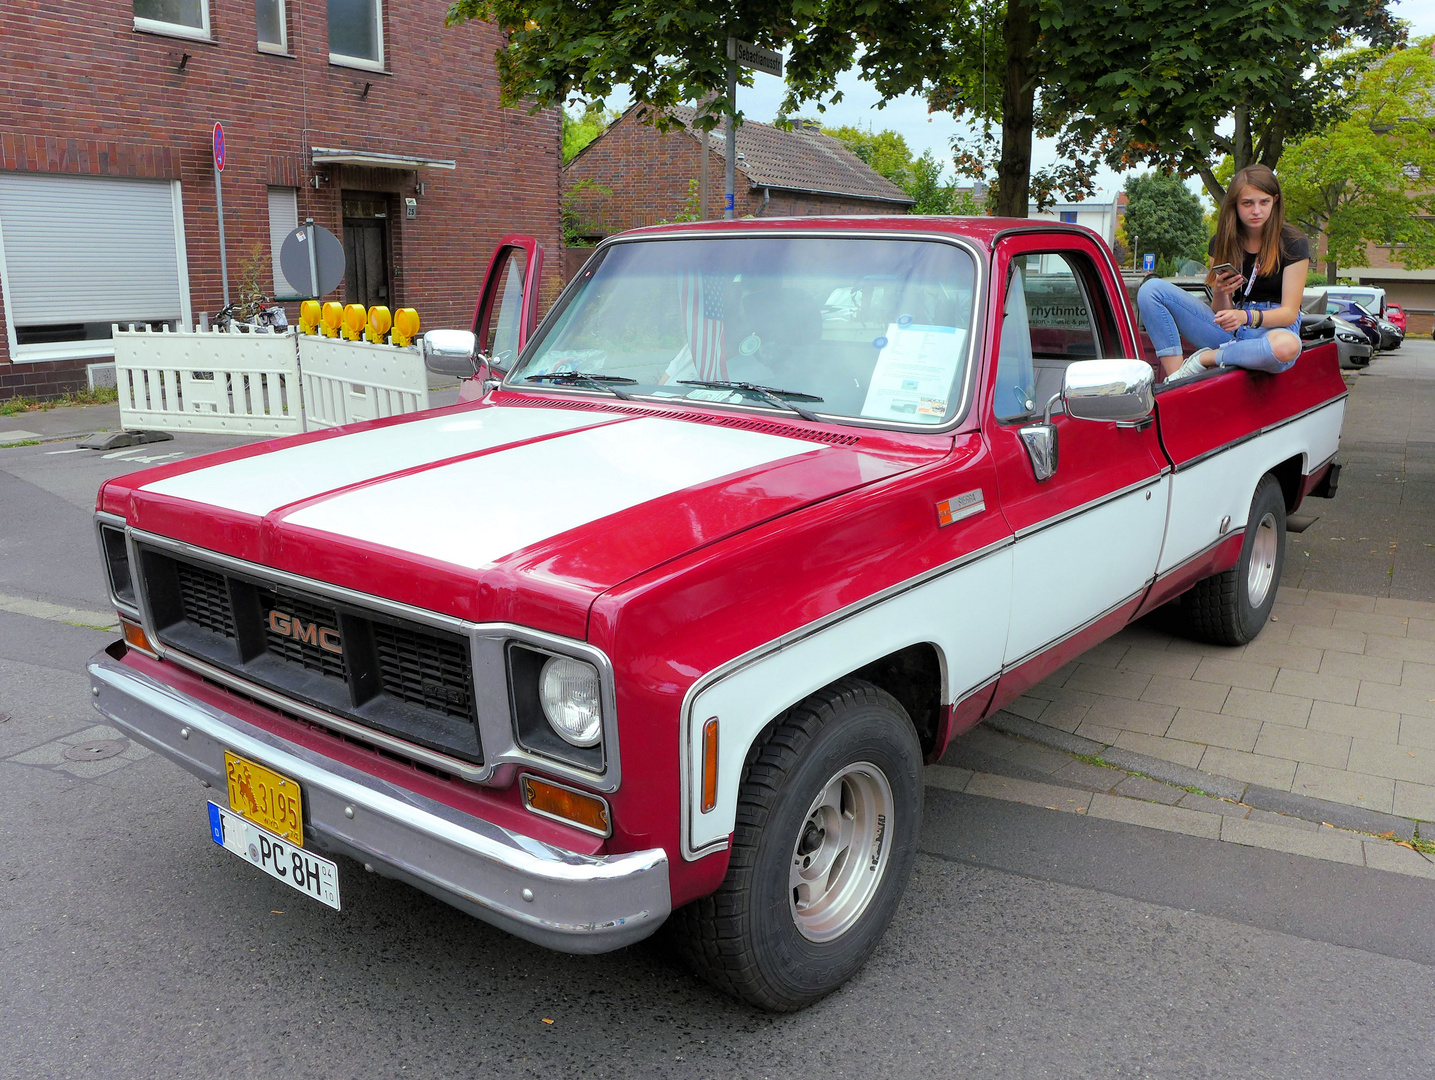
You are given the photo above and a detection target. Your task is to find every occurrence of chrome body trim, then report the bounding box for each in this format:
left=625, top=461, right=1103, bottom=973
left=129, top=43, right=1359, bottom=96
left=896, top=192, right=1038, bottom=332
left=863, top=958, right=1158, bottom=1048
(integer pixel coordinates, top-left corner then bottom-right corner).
left=504, top=228, right=988, bottom=434
left=1011, top=473, right=1167, bottom=541
left=95, top=511, right=140, bottom=621
left=677, top=535, right=1009, bottom=861
left=1000, top=583, right=1151, bottom=672
left=89, top=653, right=668, bottom=953
left=125, top=529, right=624, bottom=792
left=1170, top=396, right=1347, bottom=474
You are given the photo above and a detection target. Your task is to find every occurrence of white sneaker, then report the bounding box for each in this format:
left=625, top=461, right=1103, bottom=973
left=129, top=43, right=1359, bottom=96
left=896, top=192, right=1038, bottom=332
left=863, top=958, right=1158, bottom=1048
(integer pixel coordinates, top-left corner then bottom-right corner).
left=1169, top=350, right=1212, bottom=381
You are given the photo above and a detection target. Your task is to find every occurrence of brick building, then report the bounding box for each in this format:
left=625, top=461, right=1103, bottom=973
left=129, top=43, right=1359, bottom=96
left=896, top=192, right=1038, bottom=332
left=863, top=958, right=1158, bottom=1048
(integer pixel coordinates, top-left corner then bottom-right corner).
left=563, top=105, right=913, bottom=240
left=0, top=1, right=560, bottom=400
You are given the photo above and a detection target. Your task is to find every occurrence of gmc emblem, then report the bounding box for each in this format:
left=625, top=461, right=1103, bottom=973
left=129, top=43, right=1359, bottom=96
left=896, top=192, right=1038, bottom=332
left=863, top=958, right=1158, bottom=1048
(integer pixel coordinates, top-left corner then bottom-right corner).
left=268, top=610, right=342, bottom=655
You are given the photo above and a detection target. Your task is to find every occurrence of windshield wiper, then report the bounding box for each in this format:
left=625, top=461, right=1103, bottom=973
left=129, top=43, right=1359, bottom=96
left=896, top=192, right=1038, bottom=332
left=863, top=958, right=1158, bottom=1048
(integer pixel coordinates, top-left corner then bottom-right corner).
left=678, top=380, right=824, bottom=422
left=522, top=371, right=637, bottom=400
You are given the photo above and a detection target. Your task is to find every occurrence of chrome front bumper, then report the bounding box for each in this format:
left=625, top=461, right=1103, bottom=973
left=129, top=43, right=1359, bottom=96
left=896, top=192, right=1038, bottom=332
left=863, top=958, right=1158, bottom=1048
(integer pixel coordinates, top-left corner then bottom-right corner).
left=88, top=652, right=670, bottom=953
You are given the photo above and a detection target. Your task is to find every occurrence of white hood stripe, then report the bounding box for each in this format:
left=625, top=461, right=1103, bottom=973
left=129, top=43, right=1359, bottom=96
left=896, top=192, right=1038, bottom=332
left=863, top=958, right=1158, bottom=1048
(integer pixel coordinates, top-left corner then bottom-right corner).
left=281, top=418, right=822, bottom=569
left=140, top=407, right=613, bottom=517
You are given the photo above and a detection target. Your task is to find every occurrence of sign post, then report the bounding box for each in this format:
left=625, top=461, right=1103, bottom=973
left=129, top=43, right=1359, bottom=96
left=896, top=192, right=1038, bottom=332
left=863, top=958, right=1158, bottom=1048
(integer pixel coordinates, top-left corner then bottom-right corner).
left=723, top=38, right=784, bottom=221
left=213, top=122, right=230, bottom=308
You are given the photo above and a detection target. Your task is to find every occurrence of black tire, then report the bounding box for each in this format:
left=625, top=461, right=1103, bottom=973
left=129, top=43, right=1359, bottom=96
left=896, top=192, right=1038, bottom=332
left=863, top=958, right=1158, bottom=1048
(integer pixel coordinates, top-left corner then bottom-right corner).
left=666, top=679, right=923, bottom=1012
left=1182, top=472, right=1286, bottom=645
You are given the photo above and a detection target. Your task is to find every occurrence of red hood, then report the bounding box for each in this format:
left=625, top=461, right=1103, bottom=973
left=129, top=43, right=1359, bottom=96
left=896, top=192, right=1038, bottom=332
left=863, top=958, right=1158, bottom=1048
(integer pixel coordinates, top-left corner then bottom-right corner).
left=104, top=400, right=949, bottom=638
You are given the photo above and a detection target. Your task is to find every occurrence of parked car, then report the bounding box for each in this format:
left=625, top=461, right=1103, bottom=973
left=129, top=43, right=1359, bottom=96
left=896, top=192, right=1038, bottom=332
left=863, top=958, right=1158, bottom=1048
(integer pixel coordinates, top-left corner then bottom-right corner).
left=88, top=218, right=1347, bottom=1012
left=1302, top=312, right=1373, bottom=369
left=1326, top=300, right=1384, bottom=350
left=1323, top=284, right=1386, bottom=315
left=1385, top=303, right=1406, bottom=334
left=1342, top=301, right=1403, bottom=351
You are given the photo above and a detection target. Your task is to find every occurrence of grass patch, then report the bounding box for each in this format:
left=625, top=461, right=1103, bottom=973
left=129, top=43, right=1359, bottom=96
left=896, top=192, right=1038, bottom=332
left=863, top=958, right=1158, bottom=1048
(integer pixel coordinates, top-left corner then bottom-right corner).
left=1070, top=752, right=1226, bottom=801
left=0, top=386, right=119, bottom=416
left=0, top=439, right=40, bottom=448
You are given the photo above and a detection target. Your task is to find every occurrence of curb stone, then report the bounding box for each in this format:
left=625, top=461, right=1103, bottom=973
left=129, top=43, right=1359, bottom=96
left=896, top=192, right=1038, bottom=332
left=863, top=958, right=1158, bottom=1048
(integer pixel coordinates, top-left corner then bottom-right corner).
left=984, top=711, right=1421, bottom=840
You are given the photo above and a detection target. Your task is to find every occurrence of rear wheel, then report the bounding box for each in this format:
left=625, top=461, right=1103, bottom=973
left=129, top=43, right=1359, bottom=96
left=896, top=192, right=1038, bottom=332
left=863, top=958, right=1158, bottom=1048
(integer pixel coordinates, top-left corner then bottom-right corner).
left=1181, top=472, right=1286, bottom=645
left=667, top=679, right=922, bottom=1012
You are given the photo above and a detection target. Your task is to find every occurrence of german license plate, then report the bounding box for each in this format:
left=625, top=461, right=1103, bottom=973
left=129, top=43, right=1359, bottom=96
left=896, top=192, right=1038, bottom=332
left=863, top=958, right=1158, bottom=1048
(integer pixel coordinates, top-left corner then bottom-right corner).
left=224, top=750, right=303, bottom=845
left=209, top=802, right=341, bottom=910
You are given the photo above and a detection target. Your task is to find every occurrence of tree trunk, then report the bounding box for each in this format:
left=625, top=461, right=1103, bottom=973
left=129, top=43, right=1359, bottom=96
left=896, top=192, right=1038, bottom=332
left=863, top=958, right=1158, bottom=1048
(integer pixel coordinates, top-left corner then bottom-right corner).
left=994, top=0, right=1037, bottom=218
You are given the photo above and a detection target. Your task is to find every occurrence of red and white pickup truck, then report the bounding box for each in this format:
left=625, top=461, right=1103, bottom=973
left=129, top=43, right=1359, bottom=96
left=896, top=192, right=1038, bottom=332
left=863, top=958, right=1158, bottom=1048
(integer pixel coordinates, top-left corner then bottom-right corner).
left=90, top=218, right=1345, bottom=1011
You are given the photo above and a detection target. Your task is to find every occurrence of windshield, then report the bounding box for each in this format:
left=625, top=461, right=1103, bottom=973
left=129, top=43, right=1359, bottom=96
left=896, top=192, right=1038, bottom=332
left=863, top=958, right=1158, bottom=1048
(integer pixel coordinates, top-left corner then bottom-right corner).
left=508, top=236, right=978, bottom=426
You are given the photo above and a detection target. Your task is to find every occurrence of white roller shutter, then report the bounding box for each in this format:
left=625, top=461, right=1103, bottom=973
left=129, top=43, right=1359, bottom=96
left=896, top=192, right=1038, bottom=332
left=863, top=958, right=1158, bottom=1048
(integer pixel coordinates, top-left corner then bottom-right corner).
left=0, top=173, right=186, bottom=327
left=267, top=186, right=299, bottom=297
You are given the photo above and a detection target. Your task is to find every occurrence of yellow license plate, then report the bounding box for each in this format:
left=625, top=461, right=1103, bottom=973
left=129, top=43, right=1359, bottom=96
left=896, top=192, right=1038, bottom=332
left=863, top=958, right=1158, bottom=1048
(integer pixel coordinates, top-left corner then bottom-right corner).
left=224, top=751, right=303, bottom=847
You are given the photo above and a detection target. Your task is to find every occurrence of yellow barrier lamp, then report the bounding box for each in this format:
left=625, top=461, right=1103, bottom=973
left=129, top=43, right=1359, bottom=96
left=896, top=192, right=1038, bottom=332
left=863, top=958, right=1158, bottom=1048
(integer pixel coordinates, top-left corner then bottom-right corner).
left=298, top=300, right=322, bottom=335
left=392, top=308, right=420, bottom=348
left=365, top=305, right=393, bottom=344
left=320, top=301, right=344, bottom=338
left=341, top=303, right=368, bottom=341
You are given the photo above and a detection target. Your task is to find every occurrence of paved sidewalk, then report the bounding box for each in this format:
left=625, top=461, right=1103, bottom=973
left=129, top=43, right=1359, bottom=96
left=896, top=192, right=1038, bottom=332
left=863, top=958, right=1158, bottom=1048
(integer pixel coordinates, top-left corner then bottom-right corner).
left=934, top=587, right=1435, bottom=880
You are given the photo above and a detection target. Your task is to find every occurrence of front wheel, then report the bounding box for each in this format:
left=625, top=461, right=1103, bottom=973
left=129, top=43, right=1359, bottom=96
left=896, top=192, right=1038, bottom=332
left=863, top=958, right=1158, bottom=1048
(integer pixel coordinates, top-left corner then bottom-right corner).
left=1181, top=472, right=1286, bottom=645
left=667, top=679, right=923, bottom=1012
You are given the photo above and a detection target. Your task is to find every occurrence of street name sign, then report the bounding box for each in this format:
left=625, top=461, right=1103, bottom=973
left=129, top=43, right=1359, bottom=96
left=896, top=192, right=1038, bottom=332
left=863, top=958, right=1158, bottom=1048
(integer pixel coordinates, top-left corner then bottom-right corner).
left=728, top=39, right=782, bottom=78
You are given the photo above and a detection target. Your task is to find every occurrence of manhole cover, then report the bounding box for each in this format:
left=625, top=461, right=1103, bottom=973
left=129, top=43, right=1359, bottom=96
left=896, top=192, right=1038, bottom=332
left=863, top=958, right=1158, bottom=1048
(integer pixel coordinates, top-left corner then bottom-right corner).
left=63, top=739, right=128, bottom=762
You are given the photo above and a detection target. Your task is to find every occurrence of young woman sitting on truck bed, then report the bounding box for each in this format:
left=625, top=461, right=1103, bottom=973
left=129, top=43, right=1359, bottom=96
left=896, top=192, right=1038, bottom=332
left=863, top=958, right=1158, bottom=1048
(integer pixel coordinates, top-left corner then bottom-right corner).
left=1137, top=164, right=1310, bottom=382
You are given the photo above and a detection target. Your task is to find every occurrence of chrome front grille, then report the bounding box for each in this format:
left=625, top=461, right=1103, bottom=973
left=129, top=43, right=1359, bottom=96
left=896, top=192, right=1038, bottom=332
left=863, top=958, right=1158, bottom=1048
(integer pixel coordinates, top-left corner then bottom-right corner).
left=138, top=546, right=482, bottom=766
left=175, top=561, right=235, bottom=639
left=373, top=621, right=473, bottom=720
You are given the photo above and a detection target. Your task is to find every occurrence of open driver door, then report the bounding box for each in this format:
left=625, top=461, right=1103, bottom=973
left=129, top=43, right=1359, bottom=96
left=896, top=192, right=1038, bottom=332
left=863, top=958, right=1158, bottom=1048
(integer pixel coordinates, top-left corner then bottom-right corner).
left=458, top=234, right=544, bottom=401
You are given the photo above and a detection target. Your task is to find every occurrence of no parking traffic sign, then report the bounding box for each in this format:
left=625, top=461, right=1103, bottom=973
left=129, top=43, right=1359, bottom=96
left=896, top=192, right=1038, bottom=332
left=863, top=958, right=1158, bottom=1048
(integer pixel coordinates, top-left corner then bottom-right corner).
left=213, top=122, right=226, bottom=172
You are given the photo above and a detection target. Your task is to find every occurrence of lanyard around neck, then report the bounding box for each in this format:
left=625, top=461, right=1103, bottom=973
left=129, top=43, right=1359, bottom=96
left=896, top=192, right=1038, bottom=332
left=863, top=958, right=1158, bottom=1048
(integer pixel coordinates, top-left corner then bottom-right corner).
left=1241, top=256, right=1259, bottom=299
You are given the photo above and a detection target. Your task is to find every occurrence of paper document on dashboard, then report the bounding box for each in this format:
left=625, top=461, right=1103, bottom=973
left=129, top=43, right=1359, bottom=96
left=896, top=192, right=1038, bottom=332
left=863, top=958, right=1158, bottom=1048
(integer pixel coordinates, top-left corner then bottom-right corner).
left=860, top=324, right=965, bottom=422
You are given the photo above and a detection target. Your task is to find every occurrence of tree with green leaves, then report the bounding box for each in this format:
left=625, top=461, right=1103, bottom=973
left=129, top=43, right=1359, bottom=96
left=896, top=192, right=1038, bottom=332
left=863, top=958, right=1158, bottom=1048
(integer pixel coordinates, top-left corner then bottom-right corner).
left=1039, top=0, right=1404, bottom=204
left=1279, top=38, right=1435, bottom=279
left=562, top=101, right=619, bottom=163
left=445, top=0, right=1400, bottom=221
left=1122, top=173, right=1207, bottom=270
left=822, top=124, right=914, bottom=185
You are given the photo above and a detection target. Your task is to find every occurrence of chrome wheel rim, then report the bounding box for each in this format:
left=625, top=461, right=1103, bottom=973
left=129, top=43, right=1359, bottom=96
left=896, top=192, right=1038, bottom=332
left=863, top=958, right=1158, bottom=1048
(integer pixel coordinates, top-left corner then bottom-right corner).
left=789, top=762, right=894, bottom=943
left=1247, top=511, right=1278, bottom=608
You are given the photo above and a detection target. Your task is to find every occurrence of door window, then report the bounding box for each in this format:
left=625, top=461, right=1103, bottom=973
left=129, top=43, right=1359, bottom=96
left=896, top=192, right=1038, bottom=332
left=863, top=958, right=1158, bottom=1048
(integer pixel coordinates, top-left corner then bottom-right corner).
left=482, top=250, right=528, bottom=366
left=992, top=252, right=1113, bottom=421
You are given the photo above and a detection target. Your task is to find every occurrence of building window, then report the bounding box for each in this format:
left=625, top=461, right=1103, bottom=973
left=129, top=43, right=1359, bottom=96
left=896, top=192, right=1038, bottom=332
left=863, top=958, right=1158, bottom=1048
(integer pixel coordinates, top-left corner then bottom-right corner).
left=134, top=0, right=210, bottom=39
left=268, top=187, right=301, bottom=298
left=329, top=0, right=383, bottom=69
left=256, top=0, right=287, bottom=52
left=0, top=174, right=191, bottom=361
left=1059, top=211, right=1078, bottom=224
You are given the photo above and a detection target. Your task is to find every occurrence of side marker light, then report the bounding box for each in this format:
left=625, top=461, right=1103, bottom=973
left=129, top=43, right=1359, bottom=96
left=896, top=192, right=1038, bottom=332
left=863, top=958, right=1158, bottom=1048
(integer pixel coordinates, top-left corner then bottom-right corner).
left=701, top=717, right=719, bottom=813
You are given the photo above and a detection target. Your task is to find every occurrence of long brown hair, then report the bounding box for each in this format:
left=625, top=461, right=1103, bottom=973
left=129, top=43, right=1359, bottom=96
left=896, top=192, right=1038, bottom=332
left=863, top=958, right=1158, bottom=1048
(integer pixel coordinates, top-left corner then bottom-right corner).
left=1210, top=164, right=1289, bottom=283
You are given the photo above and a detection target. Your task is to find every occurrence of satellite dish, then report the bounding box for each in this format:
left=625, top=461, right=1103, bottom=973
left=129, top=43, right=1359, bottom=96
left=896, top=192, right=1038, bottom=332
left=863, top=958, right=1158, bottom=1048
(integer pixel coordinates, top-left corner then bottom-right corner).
left=279, top=220, right=345, bottom=299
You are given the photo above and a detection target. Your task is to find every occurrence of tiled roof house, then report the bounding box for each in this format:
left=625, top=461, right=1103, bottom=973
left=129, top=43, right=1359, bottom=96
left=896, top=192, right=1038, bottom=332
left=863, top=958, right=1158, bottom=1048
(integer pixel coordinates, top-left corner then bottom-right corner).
left=563, top=104, right=913, bottom=240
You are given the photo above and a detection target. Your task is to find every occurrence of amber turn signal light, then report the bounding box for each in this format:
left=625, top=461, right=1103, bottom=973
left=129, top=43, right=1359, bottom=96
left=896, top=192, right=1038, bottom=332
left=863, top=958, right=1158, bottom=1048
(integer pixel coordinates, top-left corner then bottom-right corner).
left=701, top=717, right=719, bottom=813
left=121, top=618, right=155, bottom=656
left=521, top=775, right=611, bottom=837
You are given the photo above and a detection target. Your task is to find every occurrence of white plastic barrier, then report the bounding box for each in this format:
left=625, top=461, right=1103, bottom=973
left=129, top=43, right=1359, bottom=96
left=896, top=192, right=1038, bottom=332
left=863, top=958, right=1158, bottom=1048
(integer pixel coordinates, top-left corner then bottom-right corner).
left=113, top=325, right=304, bottom=436
left=112, top=325, right=432, bottom=435
left=297, top=336, right=429, bottom=429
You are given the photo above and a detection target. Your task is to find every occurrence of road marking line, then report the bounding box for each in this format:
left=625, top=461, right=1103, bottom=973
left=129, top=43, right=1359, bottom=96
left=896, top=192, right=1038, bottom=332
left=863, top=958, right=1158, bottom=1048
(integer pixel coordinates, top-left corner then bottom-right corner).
left=46, top=448, right=89, bottom=455
left=0, top=592, right=118, bottom=631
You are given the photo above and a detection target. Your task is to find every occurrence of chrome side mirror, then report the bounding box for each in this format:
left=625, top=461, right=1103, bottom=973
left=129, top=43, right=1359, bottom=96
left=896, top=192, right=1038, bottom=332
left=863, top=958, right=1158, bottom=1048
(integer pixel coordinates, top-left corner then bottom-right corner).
left=421, top=329, right=479, bottom=377
left=1062, top=358, right=1155, bottom=424
left=1017, top=359, right=1155, bottom=482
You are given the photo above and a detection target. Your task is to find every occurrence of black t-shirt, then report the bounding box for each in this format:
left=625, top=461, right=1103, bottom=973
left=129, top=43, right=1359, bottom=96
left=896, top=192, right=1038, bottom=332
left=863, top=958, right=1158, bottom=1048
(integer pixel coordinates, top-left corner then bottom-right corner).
left=1209, top=228, right=1310, bottom=305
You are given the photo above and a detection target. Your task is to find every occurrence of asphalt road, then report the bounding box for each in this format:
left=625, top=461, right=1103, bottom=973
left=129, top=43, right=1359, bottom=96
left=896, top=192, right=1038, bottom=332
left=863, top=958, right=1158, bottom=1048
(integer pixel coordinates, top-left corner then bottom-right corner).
left=4, top=371, right=1435, bottom=1079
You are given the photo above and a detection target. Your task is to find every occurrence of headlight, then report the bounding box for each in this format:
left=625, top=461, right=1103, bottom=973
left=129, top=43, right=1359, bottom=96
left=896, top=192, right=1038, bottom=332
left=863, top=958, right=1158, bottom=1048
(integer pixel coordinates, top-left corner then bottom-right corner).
left=539, top=656, right=602, bottom=747
left=1337, top=332, right=1362, bottom=343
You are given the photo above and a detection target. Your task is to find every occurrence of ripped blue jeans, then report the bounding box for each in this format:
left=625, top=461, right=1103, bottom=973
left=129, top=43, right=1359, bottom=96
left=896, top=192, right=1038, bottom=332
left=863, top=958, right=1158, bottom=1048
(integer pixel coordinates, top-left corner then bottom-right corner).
left=1137, top=277, right=1299, bottom=374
